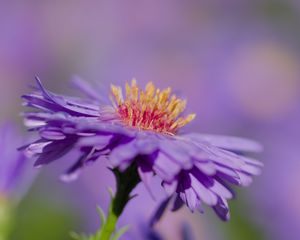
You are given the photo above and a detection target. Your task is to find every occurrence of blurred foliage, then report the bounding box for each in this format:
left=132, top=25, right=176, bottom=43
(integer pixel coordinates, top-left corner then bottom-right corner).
left=0, top=198, right=13, bottom=240
left=217, top=190, right=265, bottom=240
left=70, top=206, right=129, bottom=240
left=8, top=175, right=81, bottom=240
left=262, top=0, right=295, bottom=19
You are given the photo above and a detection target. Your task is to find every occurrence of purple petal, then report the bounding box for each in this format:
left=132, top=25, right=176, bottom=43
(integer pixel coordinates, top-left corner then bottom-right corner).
left=138, top=164, right=156, bottom=199
left=60, top=154, right=86, bottom=182
left=242, top=156, right=264, bottom=167
left=172, top=194, right=184, bottom=212
left=159, top=138, right=193, bottom=169
left=153, top=152, right=181, bottom=182
left=162, top=181, right=178, bottom=196
left=194, top=161, right=216, bottom=175
left=61, top=148, right=103, bottom=182
left=214, top=163, right=240, bottom=180
left=210, top=180, right=233, bottom=199
left=236, top=171, right=253, bottom=187
left=184, top=133, right=263, bottom=153
left=109, top=139, right=139, bottom=170
left=189, top=173, right=218, bottom=206
left=184, top=187, right=198, bottom=211
left=240, top=161, right=262, bottom=175
left=77, top=135, right=114, bottom=148
left=216, top=171, right=241, bottom=186
left=23, top=140, right=52, bottom=158
left=34, top=137, right=77, bottom=167
left=187, top=140, right=244, bottom=170
left=40, top=129, right=66, bottom=140
left=150, top=197, right=172, bottom=227
left=24, top=77, right=100, bottom=117
left=135, top=133, right=159, bottom=154
left=213, top=197, right=230, bottom=221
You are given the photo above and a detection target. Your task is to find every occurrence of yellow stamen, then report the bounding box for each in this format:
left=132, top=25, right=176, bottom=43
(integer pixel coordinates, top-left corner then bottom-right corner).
left=110, top=79, right=196, bottom=134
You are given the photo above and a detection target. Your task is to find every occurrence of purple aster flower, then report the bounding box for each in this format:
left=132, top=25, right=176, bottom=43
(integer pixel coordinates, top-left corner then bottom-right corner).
left=21, top=77, right=262, bottom=221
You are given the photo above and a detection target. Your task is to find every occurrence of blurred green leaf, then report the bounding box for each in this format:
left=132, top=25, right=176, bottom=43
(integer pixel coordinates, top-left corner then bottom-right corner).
left=96, top=206, right=106, bottom=226
left=0, top=199, right=13, bottom=240
left=111, top=225, right=129, bottom=240
left=216, top=190, right=265, bottom=240
left=9, top=175, right=82, bottom=240
left=70, top=232, right=90, bottom=240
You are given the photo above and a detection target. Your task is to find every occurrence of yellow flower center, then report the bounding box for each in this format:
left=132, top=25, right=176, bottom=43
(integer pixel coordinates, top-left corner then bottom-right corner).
left=110, top=79, right=196, bottom=135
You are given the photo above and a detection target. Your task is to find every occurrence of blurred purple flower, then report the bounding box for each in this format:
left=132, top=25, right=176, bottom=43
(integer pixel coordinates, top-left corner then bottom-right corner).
left=21, top=77, right=262, bottom=221
left=0, top=122, right=32, bottom=200
left=139, top=221, right=195, bottom=240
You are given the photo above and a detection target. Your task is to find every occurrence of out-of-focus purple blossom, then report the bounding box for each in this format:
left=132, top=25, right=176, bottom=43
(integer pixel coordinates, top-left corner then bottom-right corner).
left=21, top=77, right=262, bottom=221
left=139, top=221, right=195, bottom=240
left=139, top=223, right=163, bottom=240
left=0, top=122, right=33, bottom=200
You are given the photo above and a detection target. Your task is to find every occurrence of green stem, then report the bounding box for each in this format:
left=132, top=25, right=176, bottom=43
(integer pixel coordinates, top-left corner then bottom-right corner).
left=99, top=165, right=140, bottom=240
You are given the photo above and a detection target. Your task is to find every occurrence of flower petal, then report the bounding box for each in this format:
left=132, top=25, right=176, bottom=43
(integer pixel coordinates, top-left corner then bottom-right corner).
left=210, top=180, right=233, bottom=199
left=153, top=152, right=181, bottom=182
left=184, top=133, right=263, bottom=153
left=159, top=138, right=193, bottom=169
left=189, top=173, right=218, bottom=206
left=109, top=139, right=138, bottom=170
left=213, top=197, right=230, bottom=221
left=34, top=137, right=77, bottom=167
left=150, top=197, right=172, bottom=227
left=184, top=187, right=198, bottom=211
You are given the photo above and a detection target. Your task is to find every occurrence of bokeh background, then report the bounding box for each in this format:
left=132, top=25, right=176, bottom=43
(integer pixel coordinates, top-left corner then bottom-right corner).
left=1, top=1, right=300, bottom=239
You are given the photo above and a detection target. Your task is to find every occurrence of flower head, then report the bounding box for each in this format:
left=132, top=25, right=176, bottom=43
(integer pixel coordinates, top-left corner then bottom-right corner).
left=21, top=77, right=263, bottom=221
